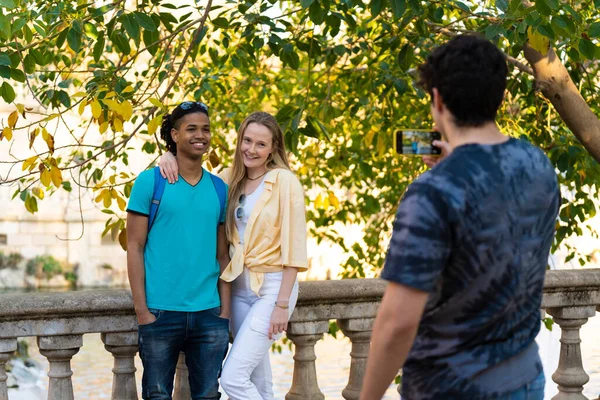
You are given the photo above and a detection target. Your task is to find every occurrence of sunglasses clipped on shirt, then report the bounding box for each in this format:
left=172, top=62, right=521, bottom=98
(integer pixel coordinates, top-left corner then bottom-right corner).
left=235, top=194, right=246, bottom=220
left=179, top=101, right=209, bottom=112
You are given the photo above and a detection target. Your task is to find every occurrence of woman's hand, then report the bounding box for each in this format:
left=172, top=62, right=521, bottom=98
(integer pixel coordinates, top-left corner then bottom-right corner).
left=158, top=151, right=179, bottom=183
left=268, top=305, right=289, bottom=340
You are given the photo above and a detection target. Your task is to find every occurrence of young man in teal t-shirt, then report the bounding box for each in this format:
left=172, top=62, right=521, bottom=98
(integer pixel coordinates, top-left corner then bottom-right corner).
left=127, top=101, right=230, bottom=399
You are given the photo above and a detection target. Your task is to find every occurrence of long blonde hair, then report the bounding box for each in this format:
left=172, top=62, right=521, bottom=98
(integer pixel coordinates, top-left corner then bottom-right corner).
left=226, top=112, right=291, bottom=240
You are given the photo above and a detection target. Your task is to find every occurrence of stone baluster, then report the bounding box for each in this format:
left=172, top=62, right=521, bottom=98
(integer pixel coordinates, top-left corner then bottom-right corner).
left=173, top=353, right=190, bottom=400
left=37, top=334, right=83, bottom=400
left=286, top=321, right=329, bottom=400
left=547, top=306, right=596, bottom=400
left=0, top=338, right=17, bottom=400
left=337, top=318, right=374, bottom=400
left=101, top=332, right=139, bottom=400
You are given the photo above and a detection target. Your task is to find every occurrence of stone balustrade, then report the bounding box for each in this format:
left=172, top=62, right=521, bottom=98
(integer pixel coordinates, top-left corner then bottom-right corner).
left=0, top=269, right=599, bottom=400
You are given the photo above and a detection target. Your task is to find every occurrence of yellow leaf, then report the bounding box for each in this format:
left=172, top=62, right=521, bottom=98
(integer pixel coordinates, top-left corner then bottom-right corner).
left=149, top=98, right=163, bottom=108
left=103, top=99, right=120, bottom=112
left=104, top=91, right=117, bottom=99
left=122, top=85, right=135, bottom=93
left=113, top=117, right=123, bottom=132
left=45, top=133, right=55, bottom=154
left=314, top=193, right=324, bottom=209
left=364, top=130, right=376, bottom=148
left=147, top=115, right=162, bottom=135
left=95, top=190, right=106, bottom=203
left=78, top=100, right=87, bottom=116
left=103, top=190, right=112, bottom=208
left=305, top=157, right=316, bottom=166
left=72, top=91, right=87, bottom=98
left=50, top=165, right=62, bottom=187
left=91, top=100, right=102, bottom=119
left=328, top=191, right=340, bottom=208
left=109, top=175, right=116, bottom=185
left=118, top=228, right=128, bottom=251
left=22, top=156, right=38, bottom=171
left=46, top=113, right=59, bottom=121
left=527, top=27, right=550, bottom=56
left=40, top=169, right=51, bottom=187
left=32, top=187, right=44, bottom=200
left=117, top=195, right=126, bottom=211
left=16, top=103, right=24, bottom=114
left=99, top=121, right=109, bottom=133
left=1, top=127, right=12, bottom=141
left=110, top=222, right=119, bottom=241
left=120, top=100, right=133, bottom=121
left=7, top=111, right=18, bottom=128
left=41, top=127, right=49, bottom=141
left=376, top=131, right=386, bottom=157
left=110, top=188, right=118, bottom=199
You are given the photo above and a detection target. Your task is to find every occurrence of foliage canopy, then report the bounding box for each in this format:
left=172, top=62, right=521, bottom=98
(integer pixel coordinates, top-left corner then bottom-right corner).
left=1, top=0, right=599, bottom=275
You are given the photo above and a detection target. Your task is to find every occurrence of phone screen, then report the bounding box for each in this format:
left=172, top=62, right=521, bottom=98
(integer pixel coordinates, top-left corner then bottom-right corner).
left=394, top=130, right=442, bottom=155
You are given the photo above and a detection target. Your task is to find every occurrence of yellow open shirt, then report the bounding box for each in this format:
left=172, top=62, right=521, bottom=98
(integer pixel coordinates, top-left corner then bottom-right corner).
left=219, top=168, right=308, bottom=295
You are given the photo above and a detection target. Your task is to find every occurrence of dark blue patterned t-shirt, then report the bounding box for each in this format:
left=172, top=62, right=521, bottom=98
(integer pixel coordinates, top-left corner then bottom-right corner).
left=382, top=138, right=560, bottom=400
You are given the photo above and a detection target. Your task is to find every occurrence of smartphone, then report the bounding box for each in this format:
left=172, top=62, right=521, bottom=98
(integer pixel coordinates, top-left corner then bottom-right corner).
left=394, top=129, right=442, bottom=156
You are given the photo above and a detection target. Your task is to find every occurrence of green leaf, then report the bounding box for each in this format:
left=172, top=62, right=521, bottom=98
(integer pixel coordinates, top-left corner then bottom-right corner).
left=94, top=33, right=105, bottom=63
left=111, top=31, right=131, bottom=55
left=309, top=1, right=326, bottom=25
left=390, top=0, right=406, bottom=18
left=495, top=0, right=509, bottom=12
left=67, top=27, right=82, bottom=53
left=212, top=17, right=229, bottom=29
left=578, top=39, right=597, bottom=60
left=484, top=24, right=504, bottom=39
left=542, top=317, right=553, bottom=331
left=589, top=22, right=600, bottom=38
left=537, top=24, right=554, bottom=40
left=122, top=14, right=140, bottom=44
left=0, top=66, right=10, bottom=78
left=10, top=68, right=25, bottom=83
left=56, top=27, right=69, bottom=49
left=300, top=0, right=315, bottom=9
left=535, top=0, right=552, bottom=16
left=454, top=1, right=470, bottom=12
left=1, top=81, right=15, bottom=103
left=0, top=0, right=17, bottom=9
left=370, top=0, right=384, bottom=17
left=0, top=52, right=10, bottom=66
left=397, top=44, right=414, bottom=71
left=134, top=12, right=157, bottom=32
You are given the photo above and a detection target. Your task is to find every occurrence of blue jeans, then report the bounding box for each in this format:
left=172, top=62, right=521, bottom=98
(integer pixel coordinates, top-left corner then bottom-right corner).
left=497, top=370, right=545, bottom=400
left=138, top=307, right=230, bottom=400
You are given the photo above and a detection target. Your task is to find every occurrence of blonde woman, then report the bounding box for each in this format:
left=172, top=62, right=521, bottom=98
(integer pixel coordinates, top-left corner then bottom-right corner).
left=159, top=111, right=308, bottom=399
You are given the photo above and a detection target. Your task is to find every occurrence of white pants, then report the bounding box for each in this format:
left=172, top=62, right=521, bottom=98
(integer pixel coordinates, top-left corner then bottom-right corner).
left=220, top=268, right=299, bottom=400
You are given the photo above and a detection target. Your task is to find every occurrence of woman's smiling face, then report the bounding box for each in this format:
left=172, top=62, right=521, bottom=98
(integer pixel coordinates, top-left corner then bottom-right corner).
left=240, top=122, right=273, bottom=170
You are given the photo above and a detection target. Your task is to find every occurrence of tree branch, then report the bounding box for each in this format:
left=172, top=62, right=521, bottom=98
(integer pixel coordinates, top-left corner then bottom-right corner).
left=523, top=44, right=600, bottom=163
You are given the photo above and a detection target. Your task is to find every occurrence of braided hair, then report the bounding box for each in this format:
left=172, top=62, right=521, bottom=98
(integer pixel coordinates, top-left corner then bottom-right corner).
left=159, top=101, right=209, bottom=155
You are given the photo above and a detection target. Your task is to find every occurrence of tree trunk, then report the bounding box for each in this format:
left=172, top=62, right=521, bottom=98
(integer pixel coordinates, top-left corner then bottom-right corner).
left=523, top=44, right=600, bottom=163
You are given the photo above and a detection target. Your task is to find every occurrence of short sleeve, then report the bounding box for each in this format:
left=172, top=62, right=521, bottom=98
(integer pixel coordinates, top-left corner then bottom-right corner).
left=220, top=183, right=229, bottom=224
left=127, top=169, right=154, bottom=216
left=279, top=171, right=308, bottom=271
left=381, top=182, right=451, bottom=292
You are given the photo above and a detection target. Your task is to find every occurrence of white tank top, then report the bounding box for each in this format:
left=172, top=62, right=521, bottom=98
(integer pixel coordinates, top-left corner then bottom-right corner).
left=235, top=178, right=266, bottom=244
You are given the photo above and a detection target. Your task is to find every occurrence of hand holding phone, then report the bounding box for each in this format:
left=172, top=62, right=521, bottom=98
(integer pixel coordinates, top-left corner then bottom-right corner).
left=394, top=130, right=442, bottom=156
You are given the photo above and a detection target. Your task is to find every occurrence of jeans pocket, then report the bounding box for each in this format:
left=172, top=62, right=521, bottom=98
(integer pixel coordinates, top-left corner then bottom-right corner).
left=139, top=308, right=162, bottom=327
left=210, top=306, right=229, bottom=320
left=250, top=315, right=281, bottom=340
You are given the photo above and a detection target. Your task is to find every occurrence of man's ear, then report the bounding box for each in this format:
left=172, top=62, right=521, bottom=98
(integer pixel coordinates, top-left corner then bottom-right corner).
left=171, top=127, right=178, bottom=144
left=432, top=88, right=444, bottom=113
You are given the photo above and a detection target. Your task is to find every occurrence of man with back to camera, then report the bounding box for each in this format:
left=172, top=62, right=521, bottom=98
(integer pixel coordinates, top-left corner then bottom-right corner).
left=360, top=35, right=560, bottom=400
left=126, top=101, right=231, bottom=399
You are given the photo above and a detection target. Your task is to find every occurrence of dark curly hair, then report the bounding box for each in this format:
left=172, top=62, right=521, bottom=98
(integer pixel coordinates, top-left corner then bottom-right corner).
left=159, top=101, right=209, bottom=155
left=418, top=35, right=507, bottom=127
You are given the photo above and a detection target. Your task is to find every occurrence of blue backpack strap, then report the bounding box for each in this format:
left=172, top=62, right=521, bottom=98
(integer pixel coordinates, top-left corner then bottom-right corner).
left=209, top=173, right=226, bottom=224
left=148, top=167, right=167, bottom=231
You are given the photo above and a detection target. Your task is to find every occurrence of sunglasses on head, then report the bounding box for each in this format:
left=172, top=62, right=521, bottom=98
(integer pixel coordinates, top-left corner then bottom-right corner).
left=180, top=101, right=209, bottom=112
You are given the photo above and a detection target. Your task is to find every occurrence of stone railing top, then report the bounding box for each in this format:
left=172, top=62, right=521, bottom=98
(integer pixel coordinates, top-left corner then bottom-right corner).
left=0, top=269, right=599, bottom=323
left=0, top=289, right=133, bottom=321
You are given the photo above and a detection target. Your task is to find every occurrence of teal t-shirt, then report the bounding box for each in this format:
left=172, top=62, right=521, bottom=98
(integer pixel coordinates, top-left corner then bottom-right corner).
left=127, top=168, right=227, bottom=312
